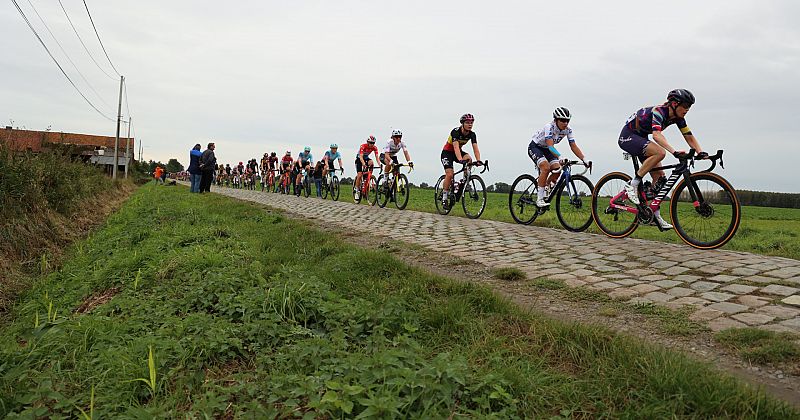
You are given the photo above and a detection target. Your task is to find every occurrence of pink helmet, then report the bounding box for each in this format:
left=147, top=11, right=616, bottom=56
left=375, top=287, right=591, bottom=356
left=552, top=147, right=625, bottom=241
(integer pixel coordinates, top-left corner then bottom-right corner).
left=460, top=113, right=474, bottom=123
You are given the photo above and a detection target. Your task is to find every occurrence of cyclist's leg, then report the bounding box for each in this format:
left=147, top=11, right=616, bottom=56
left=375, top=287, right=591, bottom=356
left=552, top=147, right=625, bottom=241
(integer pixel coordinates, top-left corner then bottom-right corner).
left=354, top=158, right=363, bottom=190
left=441, top=150, right=456, bottom=200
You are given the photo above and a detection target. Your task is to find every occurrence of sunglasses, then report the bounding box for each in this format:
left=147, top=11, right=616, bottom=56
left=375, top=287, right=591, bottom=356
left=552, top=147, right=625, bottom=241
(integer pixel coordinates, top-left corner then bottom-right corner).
left=556, top=118, right=570, bottom=123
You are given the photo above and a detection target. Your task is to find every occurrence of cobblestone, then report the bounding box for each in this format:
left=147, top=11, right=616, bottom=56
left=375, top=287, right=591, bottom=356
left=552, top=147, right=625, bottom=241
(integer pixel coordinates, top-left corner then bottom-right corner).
left=208, top=186, right=800, bottom=334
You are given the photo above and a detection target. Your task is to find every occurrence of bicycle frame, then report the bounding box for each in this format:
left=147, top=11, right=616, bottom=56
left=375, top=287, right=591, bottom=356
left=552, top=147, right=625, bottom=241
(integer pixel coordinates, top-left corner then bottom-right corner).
left=544, top=162, right=590, bottom=205
left=609, top=150, right=723, bottom=214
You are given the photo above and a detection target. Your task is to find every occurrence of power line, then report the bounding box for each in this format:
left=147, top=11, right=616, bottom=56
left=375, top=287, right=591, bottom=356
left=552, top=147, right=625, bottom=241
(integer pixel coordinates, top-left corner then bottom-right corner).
left=57, top=0, right=117, bottom=81
left=25, top=0, right=113, bottom=109
left=10, top=0, right=114, bottom=121
left=82, top=0, right=121, bottom=76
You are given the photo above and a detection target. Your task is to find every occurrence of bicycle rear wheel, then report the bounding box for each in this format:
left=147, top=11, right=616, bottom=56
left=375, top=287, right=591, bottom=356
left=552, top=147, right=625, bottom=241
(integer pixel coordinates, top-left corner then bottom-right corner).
left=321, top=177, right=329, bottom=199
left=376, top=174, right=389, bottom=208
left=434, top=175, right=452, bottom=215
left=395, top=174, right=410, bottom=210
left=555, top=174, right=594, bottom=232
left=462, top=175, right=487, bottom=219
left=671, top=172, right=741, bottom=249
left=591, top=172, right=639, bottom=238
left=331, top=176, right=340, bottom=201
left=509, top=174, right=539, bottom=225
left=367, top=175, right=378, bottom=206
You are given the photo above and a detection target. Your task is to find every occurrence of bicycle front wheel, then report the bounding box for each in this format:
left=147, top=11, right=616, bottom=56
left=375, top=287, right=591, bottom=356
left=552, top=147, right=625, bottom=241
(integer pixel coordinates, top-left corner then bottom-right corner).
left=331, top=176, right=340, bottom=201
left=509, top=174, right=539, bottom=225
left=434, top=175, right=451, bottom=215
left=671, top=172, right=741, bottom=249
left=367, top=175, right=379, bottom=206
left=462, top=175, right=487, bottom=219
left=395, top=174, right=410, bottom=210
left=376, top=174, right=389, bottom=208
left=303, top=177, right=311, bottom=198
left=556, top=174, right=594, bottom=232
left=321, top=177, right=329, bottom=199
left=591, top=172, right=638, bottom=238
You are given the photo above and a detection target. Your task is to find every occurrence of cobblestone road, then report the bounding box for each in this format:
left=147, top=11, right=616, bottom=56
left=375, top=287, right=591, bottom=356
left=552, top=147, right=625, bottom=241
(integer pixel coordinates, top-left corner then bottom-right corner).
left=212, top=187, right=800, bottom=333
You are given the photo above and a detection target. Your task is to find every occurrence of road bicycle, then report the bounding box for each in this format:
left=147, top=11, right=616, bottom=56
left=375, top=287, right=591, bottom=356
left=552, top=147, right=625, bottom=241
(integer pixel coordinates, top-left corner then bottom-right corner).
left=295, top=167, right=312, bottom=198
left=591, top=149, right=740, bottom=249
left=434, top=161, right=489, bottom=219
left=279, top=169, right=292, bottom=194
left=321, top=168, right=343, bottom=201
left=509, top=160, right=594, bottom=232
left=353, top=165, right=378, bottom=205
left=376, top=163, right=413, bottom=209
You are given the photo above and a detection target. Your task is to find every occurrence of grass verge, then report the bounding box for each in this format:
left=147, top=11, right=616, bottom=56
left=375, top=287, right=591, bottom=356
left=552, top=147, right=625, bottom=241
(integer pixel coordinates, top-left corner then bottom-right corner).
left=0, top=184, right=796, bottom=418
left=716, top=328, right=800, bottom=365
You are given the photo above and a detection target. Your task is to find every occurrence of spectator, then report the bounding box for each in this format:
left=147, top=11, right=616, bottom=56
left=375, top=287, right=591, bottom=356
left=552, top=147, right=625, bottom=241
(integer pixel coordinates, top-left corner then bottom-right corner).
left=199, top=142, right=217, bottom=193
left=188, top=144, right=203, bottom=193
left=313, top=160, right=325, bottom=197
left=154, top=165, right=164, bottom=184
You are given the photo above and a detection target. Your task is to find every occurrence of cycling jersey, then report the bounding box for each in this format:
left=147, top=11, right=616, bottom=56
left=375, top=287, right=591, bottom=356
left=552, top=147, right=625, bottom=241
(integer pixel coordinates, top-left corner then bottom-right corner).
left=530, top=121, right=575, bottom=148
left=225, top=166, right=231, bottom=175
left=281, top=155, right=293, bottom=167
left=269, top=156, right=278, bottom=169
left=626, top=104, right=692, bottom=136
left=384, top=139, right=407, bottom=156
left=298, top=152, right=313, bottom=164
left=324, top=150, right=341, bottom=161
left=260, top=158, right=269, bottom=170
left=357, top=143, right=379, bottom=159
left=443, top=127, right=477, bottom=152
left=237, top=164, right=244, bottom=173
left=247, top=162, right=258, bottom=173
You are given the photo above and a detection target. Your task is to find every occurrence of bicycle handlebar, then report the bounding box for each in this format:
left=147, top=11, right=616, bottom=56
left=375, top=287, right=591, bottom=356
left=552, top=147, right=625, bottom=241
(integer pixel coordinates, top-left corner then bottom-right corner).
left=679, top=149, right=725, bottom=172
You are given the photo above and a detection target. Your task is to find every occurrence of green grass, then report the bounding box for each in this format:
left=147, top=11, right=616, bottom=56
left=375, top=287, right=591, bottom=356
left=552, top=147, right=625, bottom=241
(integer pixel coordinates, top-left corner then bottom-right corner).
left=716, top=328, right=800, bottom=365
left=492, top=267, right=526, bottom=281
left=1, top=184, right=795, bottom=418
left=336, top=183, right=800, bottom=260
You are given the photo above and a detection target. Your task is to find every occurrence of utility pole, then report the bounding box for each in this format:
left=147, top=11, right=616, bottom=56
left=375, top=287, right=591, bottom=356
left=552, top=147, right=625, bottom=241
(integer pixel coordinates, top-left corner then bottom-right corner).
left=124, top=117, right=132, bottom=178
left=113, top=75, right=124, bottom=179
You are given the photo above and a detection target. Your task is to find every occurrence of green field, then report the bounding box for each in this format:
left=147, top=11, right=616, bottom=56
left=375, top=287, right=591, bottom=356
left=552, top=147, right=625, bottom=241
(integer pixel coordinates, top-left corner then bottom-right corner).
left=1, top=184, right=795, bottom=417
left=328, top=182, right=800, bottom=260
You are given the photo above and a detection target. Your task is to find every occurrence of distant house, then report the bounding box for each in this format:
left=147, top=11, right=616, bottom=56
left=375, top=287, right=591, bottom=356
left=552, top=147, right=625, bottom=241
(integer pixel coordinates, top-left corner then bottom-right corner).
left=0, top=127, right=134, bottom=175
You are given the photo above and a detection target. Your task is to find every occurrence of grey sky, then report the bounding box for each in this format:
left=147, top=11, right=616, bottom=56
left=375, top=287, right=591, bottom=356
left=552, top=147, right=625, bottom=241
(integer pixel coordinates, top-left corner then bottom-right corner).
left=3, top=0, right=798, bottom=192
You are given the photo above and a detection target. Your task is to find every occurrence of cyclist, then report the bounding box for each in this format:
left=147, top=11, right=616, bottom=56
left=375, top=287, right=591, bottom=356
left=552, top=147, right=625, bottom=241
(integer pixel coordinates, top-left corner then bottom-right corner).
left=528, top=107, right=589, bottom=208
left=619, top=88, right=705, bottom=229
left=280, top=150, right=293, bottom=190
left=381, top=129, right=414, bottom=172
left=441, top=114, right=482, bottom=207
left=294, top=146, right=314, bottom=195
left=247, top=158, right=259, bottom=188
left=354, top=135, right=379, bottom=200
left=236, top=161, right=245, bottom=175
left=323, top=143, right=344, bottom=178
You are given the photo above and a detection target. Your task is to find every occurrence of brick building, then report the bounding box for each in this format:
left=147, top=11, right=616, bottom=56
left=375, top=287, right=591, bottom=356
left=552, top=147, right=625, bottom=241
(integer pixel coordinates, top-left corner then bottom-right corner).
left=0, top=127, right=135, bottom=174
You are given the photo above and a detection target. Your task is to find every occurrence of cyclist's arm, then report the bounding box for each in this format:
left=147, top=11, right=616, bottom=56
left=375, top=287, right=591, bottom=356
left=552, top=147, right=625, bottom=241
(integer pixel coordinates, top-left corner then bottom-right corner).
left=403, top=149, right=411, bottom=163
left=545, top=139, right=561, bottom=158
left=683, top=133, right=703, bottom=155
left=472, top=142, right=482, bottom=162
left=337, top=158, right=343, bottom=171
left=568, top=142, right=586, bottom=161
left=454, top=141, right=465, bottom=162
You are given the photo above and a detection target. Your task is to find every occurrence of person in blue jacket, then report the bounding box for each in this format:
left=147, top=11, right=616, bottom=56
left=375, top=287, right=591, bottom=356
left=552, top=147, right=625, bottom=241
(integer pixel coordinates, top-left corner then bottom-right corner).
left=188, top=143, right=203, bottom=193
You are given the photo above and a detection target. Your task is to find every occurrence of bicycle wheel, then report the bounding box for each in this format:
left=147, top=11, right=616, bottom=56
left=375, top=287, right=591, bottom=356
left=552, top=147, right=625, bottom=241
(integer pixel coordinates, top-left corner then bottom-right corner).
left=321, top=176, right=329, bottom=199
left=434, top=175, right=451, bottom=215
left=462, top=175, right=487, bottom=219
left=555, top=174, right=594, bottom=232
left=395, top=174, right=410, bottom=210
left=331, top=176, right=340, bottom=201
left=671, top=172, right=741, bottom=249
left=591, top=172, right=638, bottom=238
left=376, top=174, right=389, bottom=208
left=367, top=175, right=379, bottom=206
left=509, top=174, right=539, bottom=225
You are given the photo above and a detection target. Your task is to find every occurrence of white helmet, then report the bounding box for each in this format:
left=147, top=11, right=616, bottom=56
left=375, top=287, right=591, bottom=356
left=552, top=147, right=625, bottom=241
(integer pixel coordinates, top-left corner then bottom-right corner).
left=391, top=129, right=402, bottom=137
left=553, top=107, right=571, bottom=120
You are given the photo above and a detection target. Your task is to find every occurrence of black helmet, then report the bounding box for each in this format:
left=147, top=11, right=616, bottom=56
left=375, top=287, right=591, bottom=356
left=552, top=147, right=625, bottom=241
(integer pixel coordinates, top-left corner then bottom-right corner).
left=553, top=107, right=571, bottom=120
left=667, top=89, right=695, bottom=105
left=270, top=152, right=276, bottom=157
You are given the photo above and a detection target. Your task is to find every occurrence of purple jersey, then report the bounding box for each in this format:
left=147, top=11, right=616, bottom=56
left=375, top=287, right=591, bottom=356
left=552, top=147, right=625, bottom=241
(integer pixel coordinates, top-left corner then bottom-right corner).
left=625, top=104, right=692, bottom=136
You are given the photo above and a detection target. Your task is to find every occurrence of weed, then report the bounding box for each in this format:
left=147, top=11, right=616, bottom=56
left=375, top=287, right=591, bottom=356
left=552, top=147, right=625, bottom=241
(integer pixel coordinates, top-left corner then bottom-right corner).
left=493, top=267, right=526, bottom=281
left=716, top=328, right=800, bottom=364
left=598, top=305, right=620, bottom=317
left=134, top=346, right=158, bottom=400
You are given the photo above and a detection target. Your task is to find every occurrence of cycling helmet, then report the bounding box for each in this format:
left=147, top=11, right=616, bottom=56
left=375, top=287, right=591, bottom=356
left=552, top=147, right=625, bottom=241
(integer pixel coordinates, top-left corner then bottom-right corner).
left=263, top=153, right=268, bottom=157
left=667, top=89, right=695, bottom=105
left=285, top=150, right=291, bottom=156
left=460, top=113, right=474, bottom=123
left=553, top=107, right=571, bottom=120
left=239, top=161, right=243, bottom=165
left=304, top=146, right=311, bottom=152
left=367, top=135, right=376, bottom=144
left=330, top=143, right=338, bottom=148
left=391, top=129, right=403, bottom=137
left=270, top=152, right=276, bottom=157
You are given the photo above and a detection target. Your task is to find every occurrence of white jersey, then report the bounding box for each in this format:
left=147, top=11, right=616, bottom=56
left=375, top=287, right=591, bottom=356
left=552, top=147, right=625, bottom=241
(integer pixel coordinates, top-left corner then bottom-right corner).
left=531, top=121, right=575, bottom=148
left=383, top=139, right=407, bottom=156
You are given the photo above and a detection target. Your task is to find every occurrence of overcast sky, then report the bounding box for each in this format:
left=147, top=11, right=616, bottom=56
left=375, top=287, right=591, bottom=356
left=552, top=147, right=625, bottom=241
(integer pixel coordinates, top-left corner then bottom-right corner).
left=3, top=0, right=799, bottom=192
